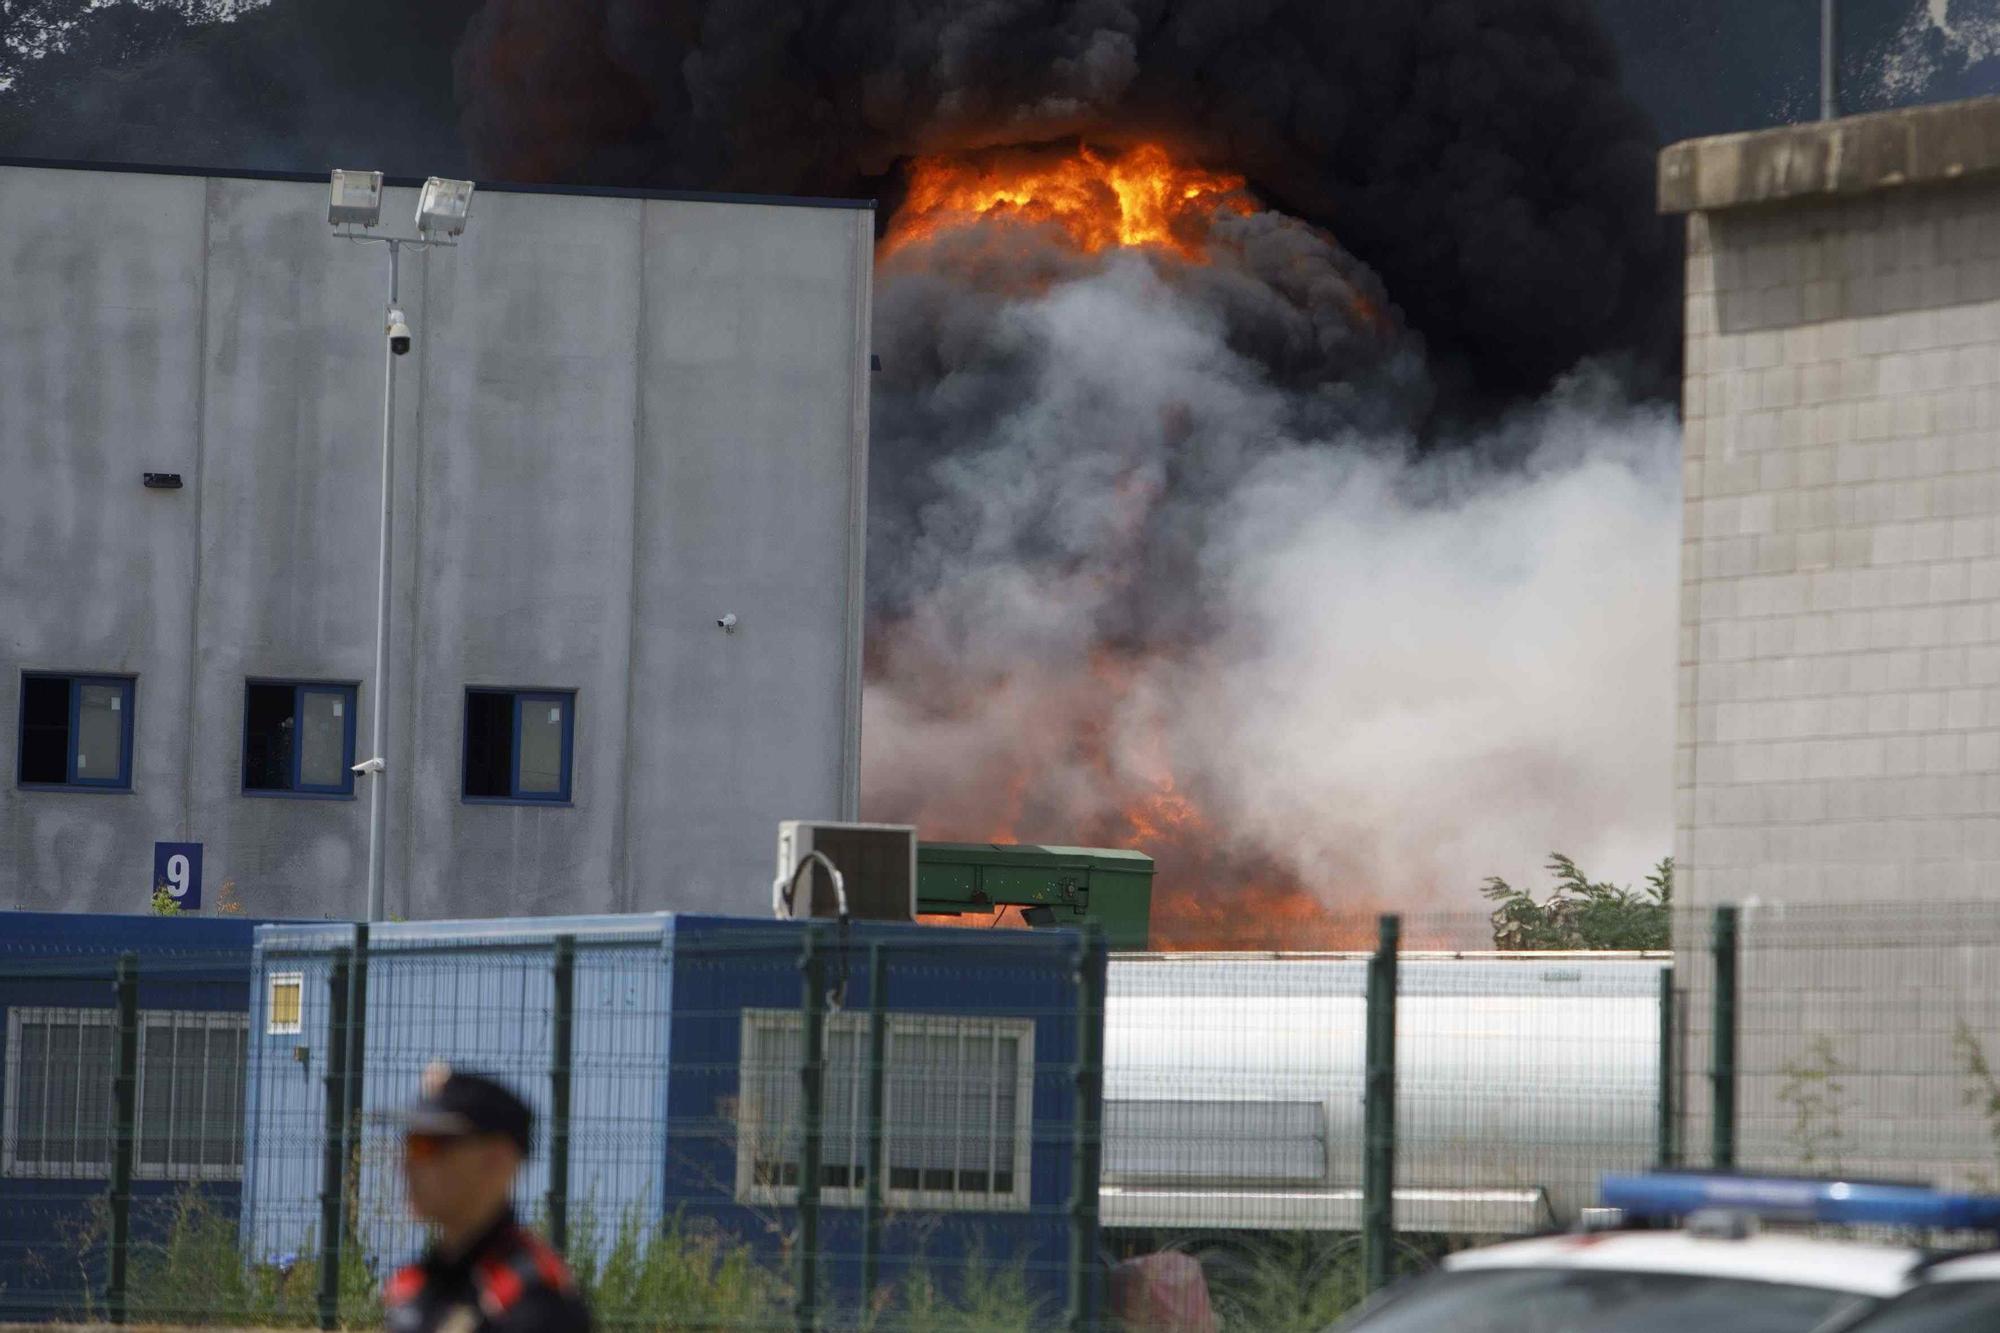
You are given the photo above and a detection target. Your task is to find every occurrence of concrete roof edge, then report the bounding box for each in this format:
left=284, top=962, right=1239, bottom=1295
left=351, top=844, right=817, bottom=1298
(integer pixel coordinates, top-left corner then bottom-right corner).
left=0, top=153, right=879, bottom=211
left=1658, top=95, right=2000, bottom=215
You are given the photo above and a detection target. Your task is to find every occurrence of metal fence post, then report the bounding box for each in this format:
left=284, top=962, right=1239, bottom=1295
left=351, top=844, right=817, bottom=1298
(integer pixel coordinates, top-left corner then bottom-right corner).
left=1363, top=914, right=1400, bottom=1294
left=341, top=923, right=368, bottom=1254
left=548, top=934, right=576, bottom=1255
left=1067, top=922, right=1106, bottom=1333
left=317, top=945, right=353, bottom=1332
left=1657, top=965, right=1677, bottom=1169
left=106, top=953, right=138, bottom=1326
left=860, top=942, right=887, bottom=1309
left=796, top=926, right=827, bottom=1333
left=1711, top=906, right=1739, bottom=1171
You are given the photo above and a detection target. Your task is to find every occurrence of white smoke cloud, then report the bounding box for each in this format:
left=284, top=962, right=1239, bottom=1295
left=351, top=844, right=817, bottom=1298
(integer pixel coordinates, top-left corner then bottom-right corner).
left=1186, top=387, right=1679, bottom=909
left=862, top=238, right=1679, bottom=918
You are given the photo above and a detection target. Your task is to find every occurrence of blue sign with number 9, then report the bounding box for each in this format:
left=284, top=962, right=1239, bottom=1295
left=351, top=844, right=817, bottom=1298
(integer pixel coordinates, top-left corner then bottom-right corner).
left=153, top=841, right=202, bottom=911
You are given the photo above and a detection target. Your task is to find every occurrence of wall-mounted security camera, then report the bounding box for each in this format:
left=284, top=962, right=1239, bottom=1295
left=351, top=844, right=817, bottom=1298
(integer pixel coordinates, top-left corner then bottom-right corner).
left=717, top=613, right=738, bottom=634
left=351, top=757, right=385, bottom=776
left=386, top=307, right=413, bottom=357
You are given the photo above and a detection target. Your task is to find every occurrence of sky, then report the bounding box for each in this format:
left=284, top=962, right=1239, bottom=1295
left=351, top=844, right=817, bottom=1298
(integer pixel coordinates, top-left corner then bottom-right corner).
left=3, top=0, right=2000, bottom=172
left=1598, top=0, right=2000, bottom=140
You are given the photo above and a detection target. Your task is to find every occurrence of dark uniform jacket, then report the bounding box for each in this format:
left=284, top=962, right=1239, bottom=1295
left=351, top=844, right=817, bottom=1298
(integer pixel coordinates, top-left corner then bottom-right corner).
left=384, top=1209, right=590, bottom=1333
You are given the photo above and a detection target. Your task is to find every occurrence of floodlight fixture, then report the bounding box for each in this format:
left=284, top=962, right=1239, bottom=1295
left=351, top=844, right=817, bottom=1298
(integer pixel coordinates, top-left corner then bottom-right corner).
left=328, top=169, right=384, bottom=228
left=416, top=177, right=475, bottom=239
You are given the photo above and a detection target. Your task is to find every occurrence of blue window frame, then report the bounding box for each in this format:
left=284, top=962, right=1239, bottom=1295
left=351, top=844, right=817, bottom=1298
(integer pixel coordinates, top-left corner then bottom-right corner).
left=463, top=687, right=574, bottom=804
left=242, top=681, right=359, bottom=798
left=17, top=672, right=135, bottom=790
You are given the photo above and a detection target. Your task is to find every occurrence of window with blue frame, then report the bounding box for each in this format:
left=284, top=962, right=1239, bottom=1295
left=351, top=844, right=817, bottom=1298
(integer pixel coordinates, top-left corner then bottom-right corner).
left=463, top=688, right=574, bottom=802
left=17, top=673, right=135, bottom=789
left=243, top=681, right=358, bottom=796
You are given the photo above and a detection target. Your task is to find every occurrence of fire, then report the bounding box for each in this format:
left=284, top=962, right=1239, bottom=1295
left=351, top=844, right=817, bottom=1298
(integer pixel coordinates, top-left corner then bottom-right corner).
left=1118, top=774, right=1381, bottom=952
left=1125, top=775, right=1201, bottom=846
left=886, top=143, right=1255, bottom=260
left=877, top=635, right=1379, bottom=950
left=866, top=147, right=1394, bottom=948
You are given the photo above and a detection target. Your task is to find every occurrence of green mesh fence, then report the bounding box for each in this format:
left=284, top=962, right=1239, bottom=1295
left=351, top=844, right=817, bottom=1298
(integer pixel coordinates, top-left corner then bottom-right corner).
left=1681, top=901, right=2000, bottom=1197
left=46, top=905, right=1996, bottom=1331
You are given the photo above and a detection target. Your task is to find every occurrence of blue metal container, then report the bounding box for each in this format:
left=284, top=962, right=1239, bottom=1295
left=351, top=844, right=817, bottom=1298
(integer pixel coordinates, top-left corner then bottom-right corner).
left=0, top=911, right=268, bottom=1319
left=241, top=913, right=1098, bottom=1317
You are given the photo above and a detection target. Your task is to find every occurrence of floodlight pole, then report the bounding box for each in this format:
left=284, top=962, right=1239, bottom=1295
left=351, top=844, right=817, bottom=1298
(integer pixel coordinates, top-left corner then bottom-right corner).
left=1821, top=0, right=1840, bottom=121
left=364, top=238, right=400, bottom=926
left=335, top=225, right=456, bottom=923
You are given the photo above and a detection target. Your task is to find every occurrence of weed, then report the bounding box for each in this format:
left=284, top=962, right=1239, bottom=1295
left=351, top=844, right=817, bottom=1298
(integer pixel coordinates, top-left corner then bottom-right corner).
left=1777, top=1033, right=1849, bottom=1173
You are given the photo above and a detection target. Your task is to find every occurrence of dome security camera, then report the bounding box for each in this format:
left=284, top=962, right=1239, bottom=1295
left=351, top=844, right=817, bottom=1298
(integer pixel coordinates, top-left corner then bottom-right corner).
left=386, top=308, right=413, bottom=356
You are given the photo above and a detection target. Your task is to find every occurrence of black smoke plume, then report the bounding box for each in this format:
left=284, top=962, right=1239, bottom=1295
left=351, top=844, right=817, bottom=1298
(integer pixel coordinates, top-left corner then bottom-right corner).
left=452, top=0, right=1676, bottom=402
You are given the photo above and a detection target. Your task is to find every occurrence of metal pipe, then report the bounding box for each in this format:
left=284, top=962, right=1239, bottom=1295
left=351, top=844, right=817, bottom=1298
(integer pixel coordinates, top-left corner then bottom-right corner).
left=1363, top=914, right=1400, bottom=1293
left=548, top=934, right=576, bottom=1254
left=1711, top=906, right=1739, bottom=1170
left=860, top=942, right=887, bottom=1308
left=1821, top=0, right=1840, bottom=121
left=796, top=927, right=827, bottom=1333
left=1066, top=922, right=1106, bottom=1333
left=364, top=240, right=400, bottom=924
left=107, top=954, right=138, bottom=1326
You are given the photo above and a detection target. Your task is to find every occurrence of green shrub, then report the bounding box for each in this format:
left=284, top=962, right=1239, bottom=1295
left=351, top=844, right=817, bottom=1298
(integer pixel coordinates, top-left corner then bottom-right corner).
left=864, top=1247, right=1047, bottom=1332
left=122, top=1188, right=380, bottom=1328
left=568, top=1208, right=786, bottom=1331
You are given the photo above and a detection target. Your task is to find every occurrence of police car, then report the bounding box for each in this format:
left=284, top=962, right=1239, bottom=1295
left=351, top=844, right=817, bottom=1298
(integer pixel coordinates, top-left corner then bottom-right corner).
left=1847, top=1250, right=2000, bottom=1329
left=1326, top=1173, right=2000, bottom=1332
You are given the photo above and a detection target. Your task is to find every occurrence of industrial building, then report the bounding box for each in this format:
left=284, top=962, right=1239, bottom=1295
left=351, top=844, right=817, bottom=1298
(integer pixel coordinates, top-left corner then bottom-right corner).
left=0, top=161, right=874, bottom=921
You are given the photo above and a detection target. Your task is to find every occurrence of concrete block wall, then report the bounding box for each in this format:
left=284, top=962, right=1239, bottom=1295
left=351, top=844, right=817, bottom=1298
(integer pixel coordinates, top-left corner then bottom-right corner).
left=1665, top=98, right=2000, bottom=1176
left=1678, top=181, right=2000, bottom=910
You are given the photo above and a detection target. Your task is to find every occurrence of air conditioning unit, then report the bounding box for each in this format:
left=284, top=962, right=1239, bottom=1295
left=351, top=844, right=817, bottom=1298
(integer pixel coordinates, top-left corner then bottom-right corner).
left=774, top=821, right=917, bottom=922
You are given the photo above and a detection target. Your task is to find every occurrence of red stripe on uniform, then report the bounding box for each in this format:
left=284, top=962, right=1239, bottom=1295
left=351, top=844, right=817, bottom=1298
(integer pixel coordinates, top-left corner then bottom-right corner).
left=384, top=1266, right=425, bottom=1306
left=520, top=1232, right=576, bottom=1288
left=525, top=1237, right=574, bottom=1291
left=478, top=1256, right=525, bottom=1314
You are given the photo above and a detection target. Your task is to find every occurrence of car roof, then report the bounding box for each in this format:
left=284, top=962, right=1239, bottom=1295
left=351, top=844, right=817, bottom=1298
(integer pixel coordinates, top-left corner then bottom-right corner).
left=1444, top=1231, right=1920, bottom=1298
left=1910, top=1250, right=2000, bottom=1283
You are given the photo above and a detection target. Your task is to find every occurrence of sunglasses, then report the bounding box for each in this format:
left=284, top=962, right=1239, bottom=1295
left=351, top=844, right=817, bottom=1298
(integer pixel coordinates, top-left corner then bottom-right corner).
left=402, top=1133, right=464, bottom=1162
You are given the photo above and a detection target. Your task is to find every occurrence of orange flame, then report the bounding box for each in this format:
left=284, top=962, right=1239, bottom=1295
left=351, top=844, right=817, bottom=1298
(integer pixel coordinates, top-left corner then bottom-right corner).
left=887, top=143, right=1255, bottom=261
left=874, top=632, right=1382, bottom=950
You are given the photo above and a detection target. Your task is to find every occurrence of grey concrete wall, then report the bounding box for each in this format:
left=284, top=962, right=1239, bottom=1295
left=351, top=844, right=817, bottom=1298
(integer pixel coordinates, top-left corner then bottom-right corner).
left=0, top=164, right=873, bottom=921
left=1666, top=99, right=2000, bottom=1176
left=1675, top=179, right=2000, bottom=910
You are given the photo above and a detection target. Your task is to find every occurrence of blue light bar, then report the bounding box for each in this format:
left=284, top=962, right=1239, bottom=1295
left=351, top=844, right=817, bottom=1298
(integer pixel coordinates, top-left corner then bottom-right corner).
left=1602, top=1172, right=2000, bottom=1230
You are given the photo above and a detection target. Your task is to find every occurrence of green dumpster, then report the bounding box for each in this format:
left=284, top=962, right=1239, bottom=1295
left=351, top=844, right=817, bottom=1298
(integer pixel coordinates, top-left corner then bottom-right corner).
left=917, top=842, right=1154, bottom=950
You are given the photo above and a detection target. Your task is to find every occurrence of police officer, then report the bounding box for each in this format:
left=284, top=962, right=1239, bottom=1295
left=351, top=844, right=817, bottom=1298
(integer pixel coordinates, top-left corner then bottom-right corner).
left=384, top=1063, right=590, bottom=1333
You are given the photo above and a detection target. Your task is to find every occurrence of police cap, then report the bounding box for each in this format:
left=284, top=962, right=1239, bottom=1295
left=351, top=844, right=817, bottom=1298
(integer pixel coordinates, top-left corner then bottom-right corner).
left=396, top=1061, right=532, bottom=1156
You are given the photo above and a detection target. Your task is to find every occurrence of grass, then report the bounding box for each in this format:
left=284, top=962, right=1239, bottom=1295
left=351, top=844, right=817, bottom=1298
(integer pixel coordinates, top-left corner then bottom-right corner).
left=86, top=1188, right=1411, bottom=1332
left=863, top=1247, right=1049, bottom=1333
left=126, top=1190, right=381, bottom=1328
left=1193, top=1236, right=1369, bottom=1333
left=568, top=1208, right=785, bottom=1331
